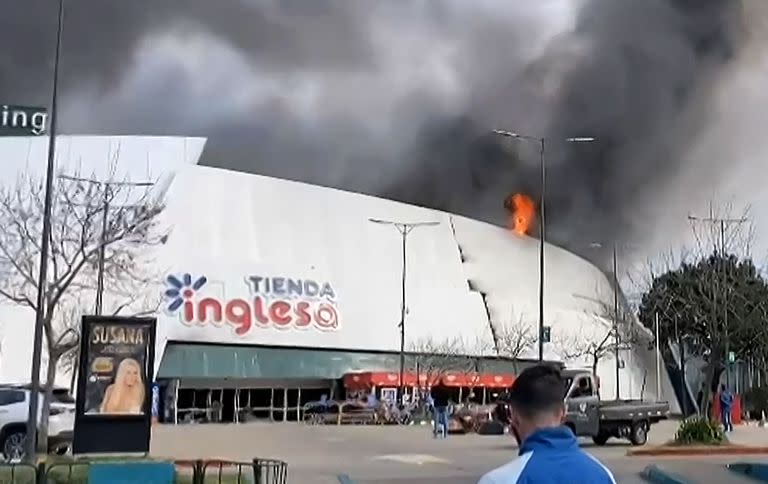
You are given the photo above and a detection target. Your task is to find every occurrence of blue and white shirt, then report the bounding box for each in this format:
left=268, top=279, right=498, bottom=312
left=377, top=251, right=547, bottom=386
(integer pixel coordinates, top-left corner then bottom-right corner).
left=478, top=426, right=616, bottom=484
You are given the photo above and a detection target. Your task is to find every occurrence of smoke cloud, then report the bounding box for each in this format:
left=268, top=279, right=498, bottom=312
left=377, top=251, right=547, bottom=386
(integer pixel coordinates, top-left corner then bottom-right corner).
left=0, top=0, right=749, bottom=260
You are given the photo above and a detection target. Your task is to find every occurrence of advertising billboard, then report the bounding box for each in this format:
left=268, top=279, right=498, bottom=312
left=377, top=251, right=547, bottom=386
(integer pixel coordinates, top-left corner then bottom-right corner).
left=74, top=316, right=157, bottom=454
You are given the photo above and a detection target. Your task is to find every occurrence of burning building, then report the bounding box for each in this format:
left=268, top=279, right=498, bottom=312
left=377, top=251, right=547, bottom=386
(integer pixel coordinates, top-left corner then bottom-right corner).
left=0, top=135, right=678, bottom=423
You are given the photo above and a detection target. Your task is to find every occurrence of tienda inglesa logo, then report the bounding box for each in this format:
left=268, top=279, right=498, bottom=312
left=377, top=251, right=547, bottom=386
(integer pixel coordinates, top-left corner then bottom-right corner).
left=164, top=273, right=340, bottom=335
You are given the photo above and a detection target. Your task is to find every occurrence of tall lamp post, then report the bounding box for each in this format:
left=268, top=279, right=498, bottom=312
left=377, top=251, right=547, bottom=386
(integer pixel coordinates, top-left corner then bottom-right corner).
left=369, top=218, right=440, bottom=403
left=26, top=0, right=65, bottom=461
left=493, top=130, right=595, bottom=361
left=588, top=242, right=633, bottom=400
left=58, top=175, right=155, bottom=314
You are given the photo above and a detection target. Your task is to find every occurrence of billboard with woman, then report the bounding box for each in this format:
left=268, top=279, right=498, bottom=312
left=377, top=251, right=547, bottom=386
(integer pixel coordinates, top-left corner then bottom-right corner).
left=74, top=316, right=157, bottom=454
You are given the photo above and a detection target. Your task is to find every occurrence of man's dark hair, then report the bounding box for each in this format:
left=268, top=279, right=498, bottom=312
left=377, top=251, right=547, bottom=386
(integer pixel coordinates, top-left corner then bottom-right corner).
left=508, top=364, right=565, bottom=418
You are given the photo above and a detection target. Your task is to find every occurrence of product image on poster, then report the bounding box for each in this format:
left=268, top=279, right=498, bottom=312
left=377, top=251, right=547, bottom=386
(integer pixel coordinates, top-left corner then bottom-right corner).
left=83, top=322, right=150, bottom=416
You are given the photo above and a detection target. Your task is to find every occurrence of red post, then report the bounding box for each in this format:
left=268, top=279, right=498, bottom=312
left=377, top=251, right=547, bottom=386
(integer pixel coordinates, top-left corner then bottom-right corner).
left=712, top=393, right=742, bottom=425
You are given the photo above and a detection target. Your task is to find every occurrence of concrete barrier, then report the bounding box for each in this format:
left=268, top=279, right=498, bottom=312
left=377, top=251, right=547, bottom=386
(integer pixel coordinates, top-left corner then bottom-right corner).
left=640, top=465, right=693, bottom=484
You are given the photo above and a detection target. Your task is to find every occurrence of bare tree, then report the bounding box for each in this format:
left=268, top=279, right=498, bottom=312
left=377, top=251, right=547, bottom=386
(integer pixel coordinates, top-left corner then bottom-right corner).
left=493, top=310, right=536, bottom=374
left=555, top=296, right=648, bottom=377
left=554, top=328, right=614, bottom=377
left=408, top=336, right=475, bottom=391
left=0, top=171, right=165, bottom=452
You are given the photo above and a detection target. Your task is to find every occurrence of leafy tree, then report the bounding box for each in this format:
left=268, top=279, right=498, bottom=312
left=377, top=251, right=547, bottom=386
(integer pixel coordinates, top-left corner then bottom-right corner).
left=638, top=251, right=768, bottom=412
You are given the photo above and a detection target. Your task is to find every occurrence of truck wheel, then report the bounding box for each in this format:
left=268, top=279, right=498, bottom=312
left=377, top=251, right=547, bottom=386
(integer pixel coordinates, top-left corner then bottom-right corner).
left=629, top=422, right=648, bottom=446
left=592, top=432, right=610, bottom=446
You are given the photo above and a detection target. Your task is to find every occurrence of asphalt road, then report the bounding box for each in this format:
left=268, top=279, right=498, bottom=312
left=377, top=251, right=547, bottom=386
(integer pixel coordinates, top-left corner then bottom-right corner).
left=150, top=421, right=762, bottom=483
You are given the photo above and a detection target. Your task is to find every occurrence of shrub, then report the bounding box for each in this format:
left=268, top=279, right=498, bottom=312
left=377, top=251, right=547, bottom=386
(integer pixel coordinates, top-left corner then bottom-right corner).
left=744, top=386, right=768, bottom=418
left=674, top=417, right=725, bottom=445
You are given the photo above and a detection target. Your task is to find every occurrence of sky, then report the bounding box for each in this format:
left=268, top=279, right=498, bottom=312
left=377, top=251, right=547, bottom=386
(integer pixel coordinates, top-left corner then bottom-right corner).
left=1, top=0, right=767, bottom=292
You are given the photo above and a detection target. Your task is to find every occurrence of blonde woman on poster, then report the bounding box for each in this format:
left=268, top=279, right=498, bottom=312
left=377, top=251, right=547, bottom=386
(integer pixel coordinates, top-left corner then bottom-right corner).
left=100, top=358, right=145, bottom=414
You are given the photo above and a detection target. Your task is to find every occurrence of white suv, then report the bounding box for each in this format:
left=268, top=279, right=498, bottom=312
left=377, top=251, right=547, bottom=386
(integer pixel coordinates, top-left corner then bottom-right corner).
left=0, top=385, right=75, bottom=460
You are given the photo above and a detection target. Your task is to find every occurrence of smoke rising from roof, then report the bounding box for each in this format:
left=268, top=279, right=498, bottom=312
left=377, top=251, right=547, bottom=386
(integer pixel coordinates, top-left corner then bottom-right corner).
left=0, top=0, right=748, bottom=260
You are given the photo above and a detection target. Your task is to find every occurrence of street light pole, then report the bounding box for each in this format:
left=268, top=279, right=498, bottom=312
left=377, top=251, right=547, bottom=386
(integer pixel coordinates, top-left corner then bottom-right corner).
left=493, top=130, right=595, bottom=361
left=588, top=241, right=628, bottom=399
left=58, top=175, right=154, bottom=315
left=655, top=312, right=661, bottom=399
left=538, top=138, right=545, bottom=362
left=369, top=218, right=440, bottom=404
left=612, top=244, right=620, bottom=400
left=26, top=0, right=65, bottom=461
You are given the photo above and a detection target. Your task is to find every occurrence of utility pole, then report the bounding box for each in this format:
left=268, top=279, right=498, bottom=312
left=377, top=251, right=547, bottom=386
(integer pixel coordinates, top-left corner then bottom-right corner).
left=369, top=218, right=440, bottom=404
left=688, top=213, right=748, bottom=389
left=26, top=0, right=65, bottom=461
left=493, top=130, right=595, bottom=361
left=612, top=244, right=620, bottom=400
left=674, top=313, right=687, bottom=417
left=655, top=312, right=661, bottom=399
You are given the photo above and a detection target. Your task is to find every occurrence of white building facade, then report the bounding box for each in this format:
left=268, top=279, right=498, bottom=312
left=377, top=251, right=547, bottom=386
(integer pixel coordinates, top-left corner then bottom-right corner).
left=0, top=135, right=677, bottom=418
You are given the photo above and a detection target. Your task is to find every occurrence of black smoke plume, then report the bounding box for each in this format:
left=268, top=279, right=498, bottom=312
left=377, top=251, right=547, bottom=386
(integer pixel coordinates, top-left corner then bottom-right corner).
left=0, top=0, right=746, bottom=259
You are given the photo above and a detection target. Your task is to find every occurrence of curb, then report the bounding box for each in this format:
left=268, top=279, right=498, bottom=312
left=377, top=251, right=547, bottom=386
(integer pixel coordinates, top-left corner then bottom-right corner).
left=628, top=445, right=768, bottom=457
left=728, top=462, right=768, bottom=482
left=338, top=474, right=357, bottom=484
left=640, top=465, right=692, bottom=484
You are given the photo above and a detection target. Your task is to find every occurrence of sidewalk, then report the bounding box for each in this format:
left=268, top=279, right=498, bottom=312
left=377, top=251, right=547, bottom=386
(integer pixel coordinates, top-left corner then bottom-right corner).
left=653, top=418, right=768, bottom=447
left=629, top=421, right=768, bottom=457
left=726, top=424, right=768, bottom=447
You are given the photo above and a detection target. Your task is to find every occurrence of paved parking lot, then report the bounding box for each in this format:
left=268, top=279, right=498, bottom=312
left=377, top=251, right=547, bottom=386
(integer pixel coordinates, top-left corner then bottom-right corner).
left=150, top=420, right=763, bottom=483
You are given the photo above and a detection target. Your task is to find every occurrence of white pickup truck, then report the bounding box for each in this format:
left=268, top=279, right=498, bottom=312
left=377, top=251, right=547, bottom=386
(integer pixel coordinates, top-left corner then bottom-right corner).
left=0, top=385, right=75, bottom=460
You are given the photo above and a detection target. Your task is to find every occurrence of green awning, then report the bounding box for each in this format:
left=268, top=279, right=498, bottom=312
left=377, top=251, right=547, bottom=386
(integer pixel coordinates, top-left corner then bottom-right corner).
left=156, top=342, right=541, bottom=380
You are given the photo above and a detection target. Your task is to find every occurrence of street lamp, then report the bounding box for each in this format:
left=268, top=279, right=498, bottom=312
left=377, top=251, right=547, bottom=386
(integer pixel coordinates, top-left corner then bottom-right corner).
left=587, top=242, right=632, bottom=400
left=493, top=130, right=595, bottom=361
left=369, top=218, right=440, bottom=404
left=58, top=175, right=155, bottom=315
left=26, top=0, right=65, bottom=461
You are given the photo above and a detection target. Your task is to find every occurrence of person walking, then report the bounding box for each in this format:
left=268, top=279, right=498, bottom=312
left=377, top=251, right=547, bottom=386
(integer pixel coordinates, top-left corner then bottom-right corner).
left=720, top=384, right=734, bottom=433
left=478, top=365, right=616, bottom=484
left=430, top=382, right=450, bottom=438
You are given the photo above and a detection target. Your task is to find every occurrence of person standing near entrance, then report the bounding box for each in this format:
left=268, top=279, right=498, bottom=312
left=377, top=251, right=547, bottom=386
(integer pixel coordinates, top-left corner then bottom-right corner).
left=430, top=382, right=450, bottom=438
left=478, top=365, right=616, bottom=483
left=720, top=384, right=734, bottom=433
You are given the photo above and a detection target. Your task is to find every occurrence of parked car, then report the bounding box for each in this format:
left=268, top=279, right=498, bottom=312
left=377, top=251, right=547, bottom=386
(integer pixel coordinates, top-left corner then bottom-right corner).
left=0, top=385, right=75, bottom=460
left=494, top=369, right=669, bottom=446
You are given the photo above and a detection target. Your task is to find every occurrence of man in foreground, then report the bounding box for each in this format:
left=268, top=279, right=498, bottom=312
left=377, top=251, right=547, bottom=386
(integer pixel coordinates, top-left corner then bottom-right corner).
left=478, top=365, right=616, bottom=483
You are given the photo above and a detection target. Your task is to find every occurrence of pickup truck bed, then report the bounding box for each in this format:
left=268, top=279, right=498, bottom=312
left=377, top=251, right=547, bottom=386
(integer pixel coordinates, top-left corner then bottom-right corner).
left=599, top=400, right=670, bottom=422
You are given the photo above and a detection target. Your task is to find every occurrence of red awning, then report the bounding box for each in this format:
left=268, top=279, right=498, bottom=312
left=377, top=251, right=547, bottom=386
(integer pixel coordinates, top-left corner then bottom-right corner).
left=343, top=372, right=417, bottom=389
left=343, top=371, right=515, bottom=389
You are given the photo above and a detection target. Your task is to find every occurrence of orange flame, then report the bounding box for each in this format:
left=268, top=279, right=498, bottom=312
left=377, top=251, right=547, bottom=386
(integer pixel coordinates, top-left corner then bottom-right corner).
left=504, top=193, right=536, bottom=236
